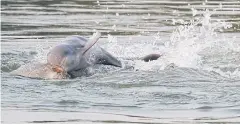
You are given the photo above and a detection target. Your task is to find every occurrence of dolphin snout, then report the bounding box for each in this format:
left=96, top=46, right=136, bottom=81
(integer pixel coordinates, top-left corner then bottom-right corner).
left=52, top=65, right=64, bottom=73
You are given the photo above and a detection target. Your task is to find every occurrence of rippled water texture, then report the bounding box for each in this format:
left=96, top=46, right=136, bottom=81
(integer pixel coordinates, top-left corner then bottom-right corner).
left=1, top=0, right=240, bottom=123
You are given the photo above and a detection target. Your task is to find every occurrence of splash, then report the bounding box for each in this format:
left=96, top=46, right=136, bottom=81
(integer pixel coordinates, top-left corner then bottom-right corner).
left=163, top=10, right=239, bottom=78
left=107, top=10, right=239, bottom=78
left=32, top=41, right=52, bottom=64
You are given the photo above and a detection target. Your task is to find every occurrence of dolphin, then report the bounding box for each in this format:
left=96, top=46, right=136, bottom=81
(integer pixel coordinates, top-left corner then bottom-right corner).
left=12, top=32, right=122, bottom=79
left=47, top=32, right=122, bottom=77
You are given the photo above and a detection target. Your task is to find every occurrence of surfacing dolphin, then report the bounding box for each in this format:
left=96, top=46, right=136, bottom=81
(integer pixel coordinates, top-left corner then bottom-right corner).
left=12, top=32, right=122, bottom=79
left=47, top=32, right=122, bottom=78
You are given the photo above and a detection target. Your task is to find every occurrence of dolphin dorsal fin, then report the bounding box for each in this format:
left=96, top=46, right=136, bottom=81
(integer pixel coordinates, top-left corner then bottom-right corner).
left=82, top=32, right=101, bottom=55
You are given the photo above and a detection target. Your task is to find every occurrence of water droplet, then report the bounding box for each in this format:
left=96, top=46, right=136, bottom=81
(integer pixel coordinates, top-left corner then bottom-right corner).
left=94, top=21, right=99, bottom=24
left=96, top=1, right=100, bottom=5
left=191, top=8, right=198, bottom=16
left=173, top=10, right=177, bottom=14
left=219, top=3, right=222, bottom=8
left=112, top=24, right=117, bottom=31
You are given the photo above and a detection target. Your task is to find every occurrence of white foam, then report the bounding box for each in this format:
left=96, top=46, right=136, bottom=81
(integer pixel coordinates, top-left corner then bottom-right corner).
left=105, top=10, right=239, bottom=78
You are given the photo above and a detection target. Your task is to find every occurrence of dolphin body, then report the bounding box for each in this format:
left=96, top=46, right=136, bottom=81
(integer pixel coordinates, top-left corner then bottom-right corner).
left=12, top=32, right=122, bottom=79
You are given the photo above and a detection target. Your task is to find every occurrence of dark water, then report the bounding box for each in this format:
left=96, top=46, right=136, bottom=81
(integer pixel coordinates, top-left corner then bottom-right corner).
left=1, top=0, right=240, bottom=123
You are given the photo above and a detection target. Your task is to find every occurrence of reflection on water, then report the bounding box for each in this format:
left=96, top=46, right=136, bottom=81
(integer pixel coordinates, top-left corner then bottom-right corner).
left=1, top=0, right=240, bottom=123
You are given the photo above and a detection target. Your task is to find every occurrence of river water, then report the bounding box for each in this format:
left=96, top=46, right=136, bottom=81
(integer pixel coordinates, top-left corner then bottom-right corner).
left=1, top=0, right=240, bottom=123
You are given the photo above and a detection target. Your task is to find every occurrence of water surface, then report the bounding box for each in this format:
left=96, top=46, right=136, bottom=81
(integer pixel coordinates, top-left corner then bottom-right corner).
left=1, top=0, right=240, bottom=123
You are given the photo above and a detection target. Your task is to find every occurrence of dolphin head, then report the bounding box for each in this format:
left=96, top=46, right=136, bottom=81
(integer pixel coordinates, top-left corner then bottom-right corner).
left=47, top=44, right=81, bottom=73
left=47, top=32, right=101, bottom=75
